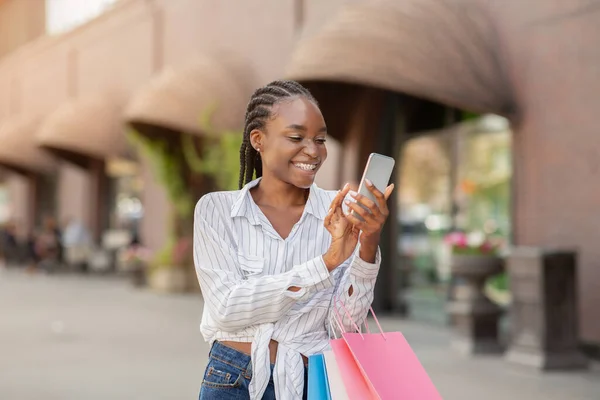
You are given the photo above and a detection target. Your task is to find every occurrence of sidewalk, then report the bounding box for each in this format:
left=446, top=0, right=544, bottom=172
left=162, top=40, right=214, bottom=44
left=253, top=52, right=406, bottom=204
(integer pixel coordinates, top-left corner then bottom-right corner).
left=1, top=267, right=598, bottom=400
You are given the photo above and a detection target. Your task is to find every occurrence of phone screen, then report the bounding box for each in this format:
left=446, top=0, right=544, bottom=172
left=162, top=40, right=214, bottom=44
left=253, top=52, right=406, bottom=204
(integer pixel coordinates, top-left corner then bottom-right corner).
left=344, top=153, right=395, bottom=220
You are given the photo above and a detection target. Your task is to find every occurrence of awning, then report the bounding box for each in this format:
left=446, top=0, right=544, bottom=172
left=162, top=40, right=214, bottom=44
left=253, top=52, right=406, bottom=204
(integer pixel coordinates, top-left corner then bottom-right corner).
left=285, top=0, right=514, bottom=118
left=124, top=51, right=255, bottom=138
left=0, top=115, right=56, bottom=175
left=36, top=94, right=126, bottom=169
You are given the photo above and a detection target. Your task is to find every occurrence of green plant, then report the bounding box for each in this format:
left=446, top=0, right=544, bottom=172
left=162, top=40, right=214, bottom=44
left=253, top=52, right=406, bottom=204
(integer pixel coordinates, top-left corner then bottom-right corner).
left=152, top=237, right=175, bottom=266
left=182, top=106, right=242, bottom=191
left=127, top=129, right=194, bottom=270
left=127, top=129, right=193, bottom=219
left=127, top=106, right=243, bottom=271
left=461, top=111, right=481, bottom=121
left=487, top=272, right=508, bottom=291
left=199, top=134, right=242, bottom=191
left=146, top=235, right=193, bottom=272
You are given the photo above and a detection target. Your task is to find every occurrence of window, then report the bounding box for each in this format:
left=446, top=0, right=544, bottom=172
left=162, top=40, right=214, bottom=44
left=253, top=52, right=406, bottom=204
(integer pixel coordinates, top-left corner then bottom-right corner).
left=45, top=0, right=118, bottom=35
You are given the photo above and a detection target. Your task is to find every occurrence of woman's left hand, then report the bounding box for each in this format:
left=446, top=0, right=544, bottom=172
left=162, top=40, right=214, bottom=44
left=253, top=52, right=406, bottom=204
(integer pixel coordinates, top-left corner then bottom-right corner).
left=344, top=179, right=395, bottom=243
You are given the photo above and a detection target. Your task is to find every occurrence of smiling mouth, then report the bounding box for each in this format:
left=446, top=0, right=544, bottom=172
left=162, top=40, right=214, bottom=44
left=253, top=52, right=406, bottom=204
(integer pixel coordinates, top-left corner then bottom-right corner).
left=292, top=162, right=318, bottom=172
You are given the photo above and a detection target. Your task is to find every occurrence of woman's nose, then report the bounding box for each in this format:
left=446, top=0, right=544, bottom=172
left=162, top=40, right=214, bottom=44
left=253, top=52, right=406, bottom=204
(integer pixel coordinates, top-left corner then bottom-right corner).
left=303, top=141, right=318, bottom=158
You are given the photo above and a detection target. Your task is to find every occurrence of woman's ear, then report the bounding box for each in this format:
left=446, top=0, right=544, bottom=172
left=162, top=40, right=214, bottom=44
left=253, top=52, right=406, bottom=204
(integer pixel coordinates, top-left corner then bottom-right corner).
left=249, top=129, right=264, bottom=152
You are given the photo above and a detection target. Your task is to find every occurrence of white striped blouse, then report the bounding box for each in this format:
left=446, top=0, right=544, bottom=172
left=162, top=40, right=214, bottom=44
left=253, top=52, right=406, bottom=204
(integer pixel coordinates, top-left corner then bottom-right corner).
left=193, top=178, right=381, bottom=399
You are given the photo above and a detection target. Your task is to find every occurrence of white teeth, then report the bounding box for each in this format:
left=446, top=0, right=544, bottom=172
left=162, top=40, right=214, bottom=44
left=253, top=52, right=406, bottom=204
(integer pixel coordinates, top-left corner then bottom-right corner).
left=294, top=163, right=317, bottom=171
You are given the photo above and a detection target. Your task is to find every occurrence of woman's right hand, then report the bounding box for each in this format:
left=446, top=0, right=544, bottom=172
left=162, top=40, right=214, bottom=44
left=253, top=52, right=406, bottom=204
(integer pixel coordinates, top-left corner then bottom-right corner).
left=323, top=184, right=359, bottom=271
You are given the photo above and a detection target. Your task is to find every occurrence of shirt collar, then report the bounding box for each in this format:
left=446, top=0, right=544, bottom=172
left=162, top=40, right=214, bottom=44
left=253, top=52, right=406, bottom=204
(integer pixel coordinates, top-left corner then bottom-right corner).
left=230, top=177, right=329, bottom=224
left=229, top=178, right=261, bottom=225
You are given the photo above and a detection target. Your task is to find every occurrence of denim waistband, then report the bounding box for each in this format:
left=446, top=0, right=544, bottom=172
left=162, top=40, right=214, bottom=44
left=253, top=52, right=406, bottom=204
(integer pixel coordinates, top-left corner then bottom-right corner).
left=209, top=341, right=254, bottom=377
left=209, top=341, right=309, bottom=380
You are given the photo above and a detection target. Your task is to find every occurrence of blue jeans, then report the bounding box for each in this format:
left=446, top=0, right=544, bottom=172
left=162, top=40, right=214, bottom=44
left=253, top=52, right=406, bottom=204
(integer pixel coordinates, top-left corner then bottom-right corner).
left=199, top=341, right=308, bottom=399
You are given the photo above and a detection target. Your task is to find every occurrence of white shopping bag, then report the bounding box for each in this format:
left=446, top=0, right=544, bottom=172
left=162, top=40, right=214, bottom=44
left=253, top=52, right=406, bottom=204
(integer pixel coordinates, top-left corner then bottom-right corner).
left=323, top=349, right=349, bottom=400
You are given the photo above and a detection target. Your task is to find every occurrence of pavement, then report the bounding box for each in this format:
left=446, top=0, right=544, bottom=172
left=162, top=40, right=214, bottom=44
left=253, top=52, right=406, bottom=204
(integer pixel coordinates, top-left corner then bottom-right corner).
left=1, top=267, right=599, bottom=400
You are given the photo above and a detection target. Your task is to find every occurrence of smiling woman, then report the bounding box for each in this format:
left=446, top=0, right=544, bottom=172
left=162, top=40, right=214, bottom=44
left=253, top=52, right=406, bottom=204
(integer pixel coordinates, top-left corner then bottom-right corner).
left=249, top=96, right=327, bottom=190
left=237, top=80, right=326, bottom=190
left=193, top=80, right=394, bottom=400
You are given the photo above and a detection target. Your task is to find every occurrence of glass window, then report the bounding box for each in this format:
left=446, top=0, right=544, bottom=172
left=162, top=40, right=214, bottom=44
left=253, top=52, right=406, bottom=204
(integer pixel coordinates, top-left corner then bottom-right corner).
left=45, top=0, right=118, bottom=35
left=398, top=114, right=512, bottom=325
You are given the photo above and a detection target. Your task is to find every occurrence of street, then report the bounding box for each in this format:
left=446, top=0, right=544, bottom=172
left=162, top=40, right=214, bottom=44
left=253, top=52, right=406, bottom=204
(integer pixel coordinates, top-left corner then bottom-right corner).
left=1, top=268, right=598, bottom=400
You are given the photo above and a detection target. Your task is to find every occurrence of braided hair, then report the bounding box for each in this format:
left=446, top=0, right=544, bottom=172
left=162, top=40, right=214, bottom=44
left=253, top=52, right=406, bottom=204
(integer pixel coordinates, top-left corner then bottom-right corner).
left=238, top=80, right=318, bottom=189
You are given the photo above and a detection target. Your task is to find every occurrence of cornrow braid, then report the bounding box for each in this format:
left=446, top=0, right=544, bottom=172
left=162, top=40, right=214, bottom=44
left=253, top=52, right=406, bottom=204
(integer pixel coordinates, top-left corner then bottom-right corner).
left=238, top=80, right=318, bottom=189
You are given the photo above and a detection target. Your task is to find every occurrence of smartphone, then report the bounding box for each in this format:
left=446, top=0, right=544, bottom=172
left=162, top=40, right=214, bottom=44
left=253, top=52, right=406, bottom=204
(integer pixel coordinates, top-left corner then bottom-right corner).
left=350, top=153, right=395, bottom=221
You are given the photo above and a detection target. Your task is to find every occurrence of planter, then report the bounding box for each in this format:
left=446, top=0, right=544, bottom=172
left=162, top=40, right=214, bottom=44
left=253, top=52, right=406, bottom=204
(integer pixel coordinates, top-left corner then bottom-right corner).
left=447, top=254, right=504, bottom=355
left=130, top=266, right=147, bottom=288
left=504, top=248, right=588, bottom=370
left=148, top=267, right=188, bottom=293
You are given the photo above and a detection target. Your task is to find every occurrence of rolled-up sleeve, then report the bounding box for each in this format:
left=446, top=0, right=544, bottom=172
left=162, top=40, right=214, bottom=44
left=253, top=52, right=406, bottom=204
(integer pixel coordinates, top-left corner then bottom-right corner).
left=328, top=244, right=381, bottom=334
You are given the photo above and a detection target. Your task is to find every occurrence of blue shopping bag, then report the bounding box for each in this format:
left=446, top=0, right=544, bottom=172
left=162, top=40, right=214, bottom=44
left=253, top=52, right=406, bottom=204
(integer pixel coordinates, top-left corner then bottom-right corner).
left=307, top=353, right=332, bottom=400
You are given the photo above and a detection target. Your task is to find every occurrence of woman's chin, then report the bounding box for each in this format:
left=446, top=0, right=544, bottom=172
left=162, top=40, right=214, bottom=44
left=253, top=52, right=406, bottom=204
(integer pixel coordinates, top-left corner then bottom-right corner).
left=289, top=166, right=318, bottom=188
left=290, top=175, right=316, bottom=189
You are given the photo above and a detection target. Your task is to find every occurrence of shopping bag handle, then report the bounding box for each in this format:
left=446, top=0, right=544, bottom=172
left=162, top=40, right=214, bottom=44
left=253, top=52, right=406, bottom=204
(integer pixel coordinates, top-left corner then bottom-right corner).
left=333, top=298, right=387, bottom=341
left=329, top=309, right=343, bottom=340
left=330, top=296, right=356, bottom=337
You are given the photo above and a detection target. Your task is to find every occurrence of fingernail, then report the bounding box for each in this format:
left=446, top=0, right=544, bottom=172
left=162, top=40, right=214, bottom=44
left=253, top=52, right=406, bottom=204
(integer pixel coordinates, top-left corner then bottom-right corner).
left=344, top=200, right=350, bottom=205
left=349, top=190, right=358, bottom=197
left=343, top=183, right=349, bottom=189
left=366, top=179, right=373, bottom=186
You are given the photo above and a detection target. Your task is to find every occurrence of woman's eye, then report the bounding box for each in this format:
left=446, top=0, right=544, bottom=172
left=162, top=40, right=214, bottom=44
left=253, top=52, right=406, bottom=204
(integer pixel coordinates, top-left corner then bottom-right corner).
left=289, top=137, right=303, bottom=142
left=316, top=138, right=327, bottom=144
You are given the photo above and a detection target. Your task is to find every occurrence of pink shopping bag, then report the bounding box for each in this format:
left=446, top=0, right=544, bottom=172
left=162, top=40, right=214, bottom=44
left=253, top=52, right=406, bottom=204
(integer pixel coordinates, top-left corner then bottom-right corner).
left=332, top=301, right=443, bottom=400
left=328, top=312, right=377, bottom=399
left=329, top=339, right=376, bottom=399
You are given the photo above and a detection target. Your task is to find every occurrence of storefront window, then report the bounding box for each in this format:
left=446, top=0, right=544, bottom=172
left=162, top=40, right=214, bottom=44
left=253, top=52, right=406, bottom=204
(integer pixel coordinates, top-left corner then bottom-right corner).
left=456, top=115, right=511, bottom=238
left=398, top=130, right=452, bottom=323
left=398, top=115, right=512, bottom=324
left=46, top=0, right=118, bottom=35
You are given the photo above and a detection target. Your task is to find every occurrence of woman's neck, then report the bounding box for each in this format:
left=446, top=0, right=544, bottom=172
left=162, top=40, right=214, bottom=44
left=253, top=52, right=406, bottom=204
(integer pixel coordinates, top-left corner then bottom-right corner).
left=250, top=175, right=309, bottom=209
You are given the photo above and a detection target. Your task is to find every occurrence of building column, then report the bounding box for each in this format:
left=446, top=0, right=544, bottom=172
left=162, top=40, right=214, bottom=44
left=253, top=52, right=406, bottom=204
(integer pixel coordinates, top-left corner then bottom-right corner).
left=88, top=159, right=110, bottom=244
left=370, top=92, right=407, bottom=314
left=25, top=174, right=38, bottom=234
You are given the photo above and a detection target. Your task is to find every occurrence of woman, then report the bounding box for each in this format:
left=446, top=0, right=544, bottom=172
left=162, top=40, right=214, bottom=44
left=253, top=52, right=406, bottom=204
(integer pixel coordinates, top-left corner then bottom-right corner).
left=194, top=80, right=394, bottom=399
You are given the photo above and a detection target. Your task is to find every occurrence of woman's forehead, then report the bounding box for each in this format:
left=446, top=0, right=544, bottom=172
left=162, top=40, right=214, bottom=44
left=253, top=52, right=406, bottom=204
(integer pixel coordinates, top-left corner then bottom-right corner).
left=270, top=97, right=324, bottom=126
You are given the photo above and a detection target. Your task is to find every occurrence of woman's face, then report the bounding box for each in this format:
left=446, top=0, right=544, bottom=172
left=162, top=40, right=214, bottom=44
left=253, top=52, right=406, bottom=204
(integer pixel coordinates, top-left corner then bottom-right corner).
left=251, top=96, right=328, bottom=189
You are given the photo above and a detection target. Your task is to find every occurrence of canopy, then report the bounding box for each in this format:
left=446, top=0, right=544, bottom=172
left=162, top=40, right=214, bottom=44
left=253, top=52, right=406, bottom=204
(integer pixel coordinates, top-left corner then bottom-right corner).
left=0, top=115, right=55, bottom=175
left=37, top=94, right=126, bottom=169
left=125, top=51, right=255, bottom=137
left=286, top=0, right=513, bottom=118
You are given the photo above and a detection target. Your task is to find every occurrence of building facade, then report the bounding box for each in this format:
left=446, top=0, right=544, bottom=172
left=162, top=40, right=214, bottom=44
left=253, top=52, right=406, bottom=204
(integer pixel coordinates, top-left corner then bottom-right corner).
left=0, top=0, right=599, bottom=347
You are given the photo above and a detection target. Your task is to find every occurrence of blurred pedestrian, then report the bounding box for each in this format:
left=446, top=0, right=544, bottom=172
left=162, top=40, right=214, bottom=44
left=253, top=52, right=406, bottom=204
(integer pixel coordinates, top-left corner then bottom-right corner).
left=0, top=219, right=20, bottom=266
left=62, top=216, right=92, bottom=272
left=32, top=216, right=62, bottom=273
